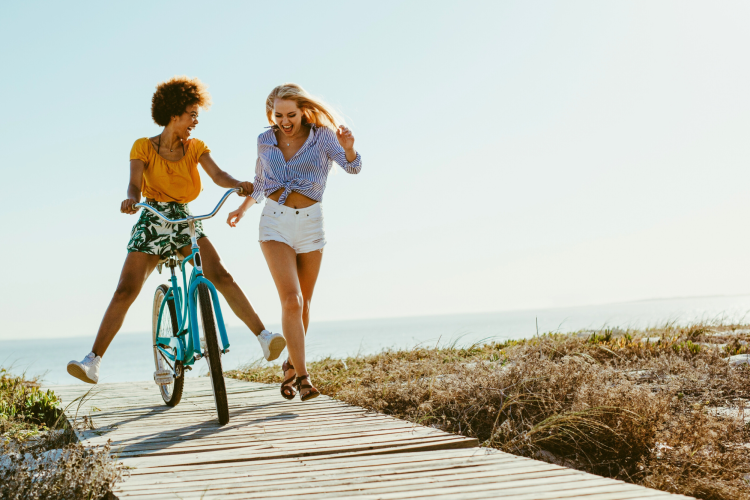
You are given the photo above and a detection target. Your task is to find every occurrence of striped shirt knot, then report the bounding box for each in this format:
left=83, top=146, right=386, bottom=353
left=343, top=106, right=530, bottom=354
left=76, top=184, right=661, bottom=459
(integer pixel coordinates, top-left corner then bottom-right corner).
left=278, top=179, right=315, bottom=206
left=250, top=124, right=362, bottom=206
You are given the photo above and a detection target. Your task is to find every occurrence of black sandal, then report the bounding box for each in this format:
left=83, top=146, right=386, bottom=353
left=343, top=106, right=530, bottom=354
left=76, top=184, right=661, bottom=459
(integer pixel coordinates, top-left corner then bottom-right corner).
left=280, top=359, right=296, bottom=400
left=295, top=374, right=320, bottom=401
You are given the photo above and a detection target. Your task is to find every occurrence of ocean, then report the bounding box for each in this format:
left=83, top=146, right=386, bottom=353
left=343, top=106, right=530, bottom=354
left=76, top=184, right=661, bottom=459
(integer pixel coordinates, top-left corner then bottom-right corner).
left=4, top=294, right=749, bottom=386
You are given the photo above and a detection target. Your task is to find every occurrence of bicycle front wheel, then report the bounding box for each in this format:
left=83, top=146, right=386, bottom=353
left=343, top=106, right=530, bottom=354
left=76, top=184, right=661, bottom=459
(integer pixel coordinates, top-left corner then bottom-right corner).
left=196, top=283, right=229, bottom=425
left=152, top=284, right=184, bottom=407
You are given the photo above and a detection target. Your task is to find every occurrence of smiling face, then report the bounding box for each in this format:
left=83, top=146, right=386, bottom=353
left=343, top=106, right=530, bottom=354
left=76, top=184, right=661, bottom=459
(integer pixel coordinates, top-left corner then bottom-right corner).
left=273, top=98, right=304, bottom=137
left=171, top=104, right=200, bottom=139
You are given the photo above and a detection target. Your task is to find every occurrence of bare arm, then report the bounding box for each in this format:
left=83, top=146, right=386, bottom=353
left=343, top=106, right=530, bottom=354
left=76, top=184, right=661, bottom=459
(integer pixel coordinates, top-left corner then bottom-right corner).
left=336, top=126, right=357, bottom=162
left=199, top=152, right=253, bottom=195
left=121, top=159, right=145, bottom=214
left=227, top=196, right=257, bottom=227
left=324, top=126, right=361, bottom=174
left=227, top=155, right=264, bottom=227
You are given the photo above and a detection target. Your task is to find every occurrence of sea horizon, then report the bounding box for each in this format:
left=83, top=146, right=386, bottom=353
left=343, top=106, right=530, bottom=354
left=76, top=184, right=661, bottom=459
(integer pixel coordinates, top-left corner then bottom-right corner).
left=5, top=293, right=750, bottom=386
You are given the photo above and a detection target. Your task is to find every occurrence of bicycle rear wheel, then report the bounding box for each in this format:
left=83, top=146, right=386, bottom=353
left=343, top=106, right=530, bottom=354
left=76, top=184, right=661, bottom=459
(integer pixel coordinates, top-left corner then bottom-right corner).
left=152, top=284, right=184, bottom=406
left=196, top=283, right=229, bottom=425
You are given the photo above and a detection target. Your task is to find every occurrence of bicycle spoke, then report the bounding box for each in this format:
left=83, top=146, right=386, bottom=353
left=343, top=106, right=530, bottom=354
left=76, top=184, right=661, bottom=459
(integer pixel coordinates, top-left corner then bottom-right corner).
left=153, top=283, right=184, bottom=407
left=158, top=350, right=175, bottom=371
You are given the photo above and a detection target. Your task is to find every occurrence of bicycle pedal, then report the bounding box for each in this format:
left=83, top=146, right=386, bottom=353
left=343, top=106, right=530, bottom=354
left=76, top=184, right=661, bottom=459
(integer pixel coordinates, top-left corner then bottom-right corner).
left=153, top=369, right=173, bottom=385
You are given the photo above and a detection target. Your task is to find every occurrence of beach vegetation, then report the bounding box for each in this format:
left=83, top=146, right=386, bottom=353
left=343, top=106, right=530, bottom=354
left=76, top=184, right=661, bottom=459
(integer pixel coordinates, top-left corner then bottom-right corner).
left=0, top=368, right=124, bottom=500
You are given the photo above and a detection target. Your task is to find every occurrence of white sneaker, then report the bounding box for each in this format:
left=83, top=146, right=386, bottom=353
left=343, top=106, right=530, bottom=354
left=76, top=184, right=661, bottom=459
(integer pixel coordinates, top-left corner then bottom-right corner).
left=257, top=330, right=286, bottom=361
left=67, top=352, right=101, bottom=384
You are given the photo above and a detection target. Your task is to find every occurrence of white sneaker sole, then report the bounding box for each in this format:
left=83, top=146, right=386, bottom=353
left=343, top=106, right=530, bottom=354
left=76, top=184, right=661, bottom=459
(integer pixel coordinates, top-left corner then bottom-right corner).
left=265, top=336, right=287, bottom=361
left=67, top=363, right=97, bottom=384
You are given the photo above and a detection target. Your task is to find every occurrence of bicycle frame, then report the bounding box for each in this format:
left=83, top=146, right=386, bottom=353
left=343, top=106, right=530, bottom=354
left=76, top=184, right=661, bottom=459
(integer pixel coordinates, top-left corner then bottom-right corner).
left=138, top=189, right=240, bottom=368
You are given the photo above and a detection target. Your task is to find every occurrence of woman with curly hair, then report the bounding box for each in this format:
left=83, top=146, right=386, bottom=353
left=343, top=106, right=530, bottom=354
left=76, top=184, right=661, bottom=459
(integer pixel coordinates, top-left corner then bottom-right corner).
left=226, top=83, right=362, bottom=401
left=67, top=76, right=286, bottom=384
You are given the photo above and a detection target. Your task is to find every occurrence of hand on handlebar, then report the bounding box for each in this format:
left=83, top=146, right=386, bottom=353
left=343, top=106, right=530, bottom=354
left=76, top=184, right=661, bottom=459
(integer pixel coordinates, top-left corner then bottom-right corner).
left=236, top=181, right=253, bottom=197
left=121, top=198, right=140, bottom=214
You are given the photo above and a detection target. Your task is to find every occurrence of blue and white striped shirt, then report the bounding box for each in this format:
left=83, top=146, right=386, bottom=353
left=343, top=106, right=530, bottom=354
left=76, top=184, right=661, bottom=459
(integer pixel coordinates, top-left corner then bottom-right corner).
left=250, top=124, right=363, bottom=206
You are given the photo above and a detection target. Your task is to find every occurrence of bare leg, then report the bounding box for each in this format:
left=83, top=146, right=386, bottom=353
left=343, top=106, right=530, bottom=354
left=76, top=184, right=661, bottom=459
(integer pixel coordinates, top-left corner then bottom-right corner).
left=91, top=252, right=160, bottom=357
left=297, top=250, right=324, bottom=334
left=282, top=250, right=324, bottom=392
left=182, top=237, right=265, bottom=335
left=261, top=242, right=307, bottom=375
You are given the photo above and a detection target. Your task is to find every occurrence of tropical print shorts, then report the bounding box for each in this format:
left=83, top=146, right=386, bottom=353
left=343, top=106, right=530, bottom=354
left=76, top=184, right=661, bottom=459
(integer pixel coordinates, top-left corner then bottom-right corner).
left=127, top=201, right=206, bottom=259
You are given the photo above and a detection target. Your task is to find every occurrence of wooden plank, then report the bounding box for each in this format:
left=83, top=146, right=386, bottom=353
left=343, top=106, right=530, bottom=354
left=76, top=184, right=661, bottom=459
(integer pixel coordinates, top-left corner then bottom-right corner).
left=123, top=448, right=497, bottom=477
left=119, top=434, right=478, bottom=468
left=80, top=411, right=416, bottom=433
left=116, top=475, right=642, bottom=499
left=117, top=462, right=567, bottom=494
left=108, top=426, right=452, bottom=456
left=85, top=420, right=423, bottom=449
left=72, top=402, right=369, bottom=425
left=117, top=450, right=550, bottom=482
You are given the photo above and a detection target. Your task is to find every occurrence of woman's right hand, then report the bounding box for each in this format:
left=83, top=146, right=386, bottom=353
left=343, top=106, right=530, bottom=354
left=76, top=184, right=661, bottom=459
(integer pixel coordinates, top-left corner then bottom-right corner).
left=227, top=208, right=246, bottom=227
left=121, top=198, right=139, bottom=214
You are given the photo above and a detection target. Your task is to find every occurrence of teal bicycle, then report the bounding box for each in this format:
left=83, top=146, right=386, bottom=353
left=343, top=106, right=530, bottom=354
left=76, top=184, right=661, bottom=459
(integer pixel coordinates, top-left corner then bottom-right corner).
left=136, top=188, right=242, bottom=425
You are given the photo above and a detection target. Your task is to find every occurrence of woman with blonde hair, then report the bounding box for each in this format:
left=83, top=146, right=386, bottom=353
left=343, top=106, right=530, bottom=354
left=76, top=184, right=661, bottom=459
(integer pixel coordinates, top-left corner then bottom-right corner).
left=227, top=83, right=362, bottom=400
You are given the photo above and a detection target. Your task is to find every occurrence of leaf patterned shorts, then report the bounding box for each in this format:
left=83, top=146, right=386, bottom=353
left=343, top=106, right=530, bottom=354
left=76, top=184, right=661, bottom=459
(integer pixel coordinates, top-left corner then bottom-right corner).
left=126, top=201, right=206, bottom=259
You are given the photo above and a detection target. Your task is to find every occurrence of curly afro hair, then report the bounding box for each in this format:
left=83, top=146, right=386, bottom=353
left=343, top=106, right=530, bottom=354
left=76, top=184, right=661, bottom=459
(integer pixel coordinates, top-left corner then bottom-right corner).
left=151, top=76, right=212, bottom=127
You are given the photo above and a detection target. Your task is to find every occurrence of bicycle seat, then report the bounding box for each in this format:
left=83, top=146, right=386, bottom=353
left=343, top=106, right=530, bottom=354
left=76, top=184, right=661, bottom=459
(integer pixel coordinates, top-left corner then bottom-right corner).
left=156, top=253, right=185, bottom=275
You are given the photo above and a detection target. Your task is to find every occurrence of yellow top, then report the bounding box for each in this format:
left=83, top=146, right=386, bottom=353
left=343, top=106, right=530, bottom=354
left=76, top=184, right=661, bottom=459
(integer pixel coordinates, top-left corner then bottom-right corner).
left=130, top=137, right=210, bottom=203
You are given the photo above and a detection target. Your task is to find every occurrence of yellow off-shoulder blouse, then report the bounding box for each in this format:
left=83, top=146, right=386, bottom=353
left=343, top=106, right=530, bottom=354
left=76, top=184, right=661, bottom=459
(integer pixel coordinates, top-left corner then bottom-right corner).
left=129, top=137, right=210, bottom=203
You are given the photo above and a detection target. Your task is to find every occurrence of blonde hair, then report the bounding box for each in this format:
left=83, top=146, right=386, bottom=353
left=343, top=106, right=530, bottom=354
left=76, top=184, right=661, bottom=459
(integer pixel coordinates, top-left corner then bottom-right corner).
left=266, top=83, right=343, bottom=131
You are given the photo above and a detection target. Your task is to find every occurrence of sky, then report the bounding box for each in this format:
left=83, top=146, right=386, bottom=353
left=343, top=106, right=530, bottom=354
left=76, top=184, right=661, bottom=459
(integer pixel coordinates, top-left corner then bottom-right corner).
left=0, top=1, right=749, bottom=340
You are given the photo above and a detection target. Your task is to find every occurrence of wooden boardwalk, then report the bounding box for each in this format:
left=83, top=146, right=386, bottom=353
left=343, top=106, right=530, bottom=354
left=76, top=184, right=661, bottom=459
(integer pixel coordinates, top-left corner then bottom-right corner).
left=45, top=378, right=693, bottom=499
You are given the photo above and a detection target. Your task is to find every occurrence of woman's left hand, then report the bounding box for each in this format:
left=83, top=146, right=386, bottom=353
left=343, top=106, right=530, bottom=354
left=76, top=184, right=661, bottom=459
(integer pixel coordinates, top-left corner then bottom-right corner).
left=336, top=126, right=355, bottom=151
left=227, top=208, right=246, bottom=227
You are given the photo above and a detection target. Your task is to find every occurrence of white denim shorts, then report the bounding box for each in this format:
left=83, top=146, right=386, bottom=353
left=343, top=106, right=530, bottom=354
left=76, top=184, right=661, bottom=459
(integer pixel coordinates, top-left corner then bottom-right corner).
left=259, top=199, right=326, bottom=254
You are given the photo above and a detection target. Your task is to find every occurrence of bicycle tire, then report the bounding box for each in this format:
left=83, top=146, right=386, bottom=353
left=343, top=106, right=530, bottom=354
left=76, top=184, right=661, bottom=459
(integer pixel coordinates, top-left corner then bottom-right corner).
left=152, top=284, right=184, bottom=407
left=196, top=282, right=230, bottom=425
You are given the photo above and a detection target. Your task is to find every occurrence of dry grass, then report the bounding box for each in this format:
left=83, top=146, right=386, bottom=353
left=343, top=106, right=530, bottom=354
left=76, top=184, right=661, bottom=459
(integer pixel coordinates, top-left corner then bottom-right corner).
left=0, top=368, right=125, bottom=500
left=228, top=323, right=750, bottom=500
left=0, top=441, right=123, bottom=500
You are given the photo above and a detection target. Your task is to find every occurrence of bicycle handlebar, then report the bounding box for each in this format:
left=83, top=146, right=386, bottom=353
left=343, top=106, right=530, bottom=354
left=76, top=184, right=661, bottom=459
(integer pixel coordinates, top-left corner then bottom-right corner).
left=134, top=187, right=243, bottom=225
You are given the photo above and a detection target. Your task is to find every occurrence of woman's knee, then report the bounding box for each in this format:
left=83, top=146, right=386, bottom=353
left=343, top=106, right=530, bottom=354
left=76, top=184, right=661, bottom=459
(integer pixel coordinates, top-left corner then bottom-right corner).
left=281, top=292, right=304, bottom=313
left=112, top=281, right=140, bottom=303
